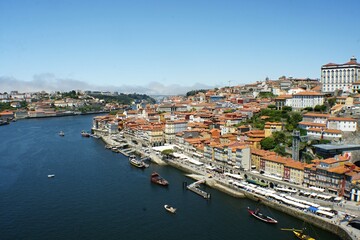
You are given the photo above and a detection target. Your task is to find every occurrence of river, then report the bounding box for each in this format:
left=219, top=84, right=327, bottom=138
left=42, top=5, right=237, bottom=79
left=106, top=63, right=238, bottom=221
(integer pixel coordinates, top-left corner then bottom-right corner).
left=0, top=115, right=341, bottom=240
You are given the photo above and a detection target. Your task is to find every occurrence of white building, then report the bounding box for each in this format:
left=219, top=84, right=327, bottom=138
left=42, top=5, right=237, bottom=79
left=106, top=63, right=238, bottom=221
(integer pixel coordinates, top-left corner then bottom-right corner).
left=291, top=91, right=324, bottom=110
left=327, top=117, right=357, bottom=132
left=321, top=56, right=360, bottom=93
left=164, top=120, right=187, bottom=144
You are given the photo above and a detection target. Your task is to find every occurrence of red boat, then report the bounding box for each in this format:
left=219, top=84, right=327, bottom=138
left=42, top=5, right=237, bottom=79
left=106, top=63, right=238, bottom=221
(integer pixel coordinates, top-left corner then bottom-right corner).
left=151, top=172, right=169, bottom=186
left=247, top=207, right=278, bottom=224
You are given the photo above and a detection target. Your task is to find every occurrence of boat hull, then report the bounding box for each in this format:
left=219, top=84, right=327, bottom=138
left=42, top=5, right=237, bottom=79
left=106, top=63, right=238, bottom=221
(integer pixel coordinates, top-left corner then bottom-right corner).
left=293, top=231, right=315, bottom=240
left=151, top=172, right=169, bottom=186
left=164, top=205, right=176, bottom=213
left=247, top=208, right=277, bottom=224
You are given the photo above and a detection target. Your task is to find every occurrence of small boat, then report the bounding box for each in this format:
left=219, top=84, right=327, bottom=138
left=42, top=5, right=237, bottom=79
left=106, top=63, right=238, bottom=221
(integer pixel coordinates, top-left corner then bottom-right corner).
left=281, top=228, right=315, bottom=240
left=247, top=207, right=278, bottom=224
left=0, top=120, right=9, bottom=126
left=81, top=130, right=90, bottom=137
left=129, top=155, right=148, bottom=168
left=164, top=204, right=176, bottom=213
left=151, top=172, right=169, bottom=186
left=48, top=174, right=55, bottom=178
left=59, top=131, right=65, bottom=136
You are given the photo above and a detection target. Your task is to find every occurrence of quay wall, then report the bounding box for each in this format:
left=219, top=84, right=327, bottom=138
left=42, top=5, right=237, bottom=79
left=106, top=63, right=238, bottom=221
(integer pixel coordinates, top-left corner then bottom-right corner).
left=168, top=159, right=353, bottom=239
left=168, top=160, right=245, bottom=198
left=245, top=193, right=353, bottom=240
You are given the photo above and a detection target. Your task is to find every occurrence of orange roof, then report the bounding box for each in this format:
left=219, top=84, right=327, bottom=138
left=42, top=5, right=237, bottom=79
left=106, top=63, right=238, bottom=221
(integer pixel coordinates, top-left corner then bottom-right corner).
left=285, top=161, right=305, bottom=170
left=298, top=122, right=326, bottom=127
left=328, top=117, right=356, bottom=122
left=294, top=91, right=323, bottom=96
left=303, top=112, right=330, bottom=118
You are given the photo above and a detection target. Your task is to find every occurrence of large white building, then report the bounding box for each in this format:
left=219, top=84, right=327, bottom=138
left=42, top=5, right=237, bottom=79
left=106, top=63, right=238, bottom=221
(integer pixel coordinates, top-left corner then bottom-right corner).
left=321, top=56, right=360, bottom=93
left=291, top=91, right=324, bottom=110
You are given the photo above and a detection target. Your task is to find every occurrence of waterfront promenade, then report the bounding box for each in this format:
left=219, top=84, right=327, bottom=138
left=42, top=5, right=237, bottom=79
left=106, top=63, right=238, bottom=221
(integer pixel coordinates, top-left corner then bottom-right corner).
left=99, top=133, right=360, bottom=240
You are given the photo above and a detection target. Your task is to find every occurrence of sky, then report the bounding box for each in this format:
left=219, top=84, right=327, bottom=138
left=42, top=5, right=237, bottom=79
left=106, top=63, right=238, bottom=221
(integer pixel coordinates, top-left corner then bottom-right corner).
left=1, top=0, right=360, bottom=95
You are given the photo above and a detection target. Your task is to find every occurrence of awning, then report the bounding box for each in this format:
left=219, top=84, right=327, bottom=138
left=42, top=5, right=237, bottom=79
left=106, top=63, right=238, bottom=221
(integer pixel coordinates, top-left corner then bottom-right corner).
left=316, top=210, right=335, bottom=217
left=187, top=158, right=203, bottom=166
left=308, top=206, right=318, bottom=213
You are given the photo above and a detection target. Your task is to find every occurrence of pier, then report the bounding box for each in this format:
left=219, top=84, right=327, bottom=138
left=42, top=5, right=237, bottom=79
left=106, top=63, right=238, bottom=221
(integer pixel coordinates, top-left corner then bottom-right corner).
left=186, top=179, right=211, bottom=199
left=119, top=148, right=135, bottom=156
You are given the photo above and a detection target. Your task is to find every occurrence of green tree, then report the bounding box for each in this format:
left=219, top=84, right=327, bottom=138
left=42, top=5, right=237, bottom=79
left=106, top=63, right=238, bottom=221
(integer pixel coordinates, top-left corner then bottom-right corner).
left=288, top=112, right=302, bottom=129
left=327, top=98, right=336, bottom=107
left=282, top=106, right=292, bottom=112
left=260, top=137, right=276, bottom=150
left=314, top=105, right=327, bottom=112
left=161, top=149, right=174, bottom=159
left=273, top=131, right=286, bottom=144
left=274, top=145, right=287, bottom=156
left=303, top=107, right=313, bottom=111
left=268, top=104, right=276, bottom=110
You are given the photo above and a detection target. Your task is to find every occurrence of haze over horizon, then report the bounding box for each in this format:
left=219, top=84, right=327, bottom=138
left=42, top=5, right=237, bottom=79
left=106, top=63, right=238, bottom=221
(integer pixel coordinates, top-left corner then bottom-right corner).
left=1, top=0, right=360, bottom=94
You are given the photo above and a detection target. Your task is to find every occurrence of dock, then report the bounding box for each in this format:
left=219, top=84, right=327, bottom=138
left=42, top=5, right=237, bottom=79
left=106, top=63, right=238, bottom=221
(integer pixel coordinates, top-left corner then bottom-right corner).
left=118, top=148, right=135, bottom=156
left=186, top=179, right=211, bottom=199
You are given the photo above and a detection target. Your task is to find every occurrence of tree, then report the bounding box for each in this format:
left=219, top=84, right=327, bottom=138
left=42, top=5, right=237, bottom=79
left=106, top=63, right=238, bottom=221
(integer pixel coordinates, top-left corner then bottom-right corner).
left=260, top=137, right=276, bottom=150
left=288, top=112, right=302, bottom=129
left=327, top=98, right=336, bottom=108
left=274, top=145, right=287, bottom=156
left=161, top=149, right=174, bottom=159
left=273, top=131, right=286, bottom=144
left=282, top=106, right=292, bottom=112
left=314, top=105, right=327, bottom=112
left=268, top=104, right=276, bottom=110
left=303, top=107, right=313, bottom=111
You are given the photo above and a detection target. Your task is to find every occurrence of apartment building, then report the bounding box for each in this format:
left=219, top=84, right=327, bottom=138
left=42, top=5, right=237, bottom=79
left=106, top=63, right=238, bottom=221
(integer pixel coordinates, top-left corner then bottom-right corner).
left=164, top=120, right=187, bottom=144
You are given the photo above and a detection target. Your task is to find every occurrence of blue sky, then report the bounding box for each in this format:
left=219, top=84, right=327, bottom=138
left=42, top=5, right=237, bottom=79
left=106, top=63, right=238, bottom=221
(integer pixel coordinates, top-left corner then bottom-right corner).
left=1, top=0, right=360, bottom=94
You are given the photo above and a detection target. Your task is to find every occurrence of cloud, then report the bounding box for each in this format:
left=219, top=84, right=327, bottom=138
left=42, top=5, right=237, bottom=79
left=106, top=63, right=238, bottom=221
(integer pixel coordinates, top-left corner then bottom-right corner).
left=0, top=74, right=216, bottom=95
left=0, top=73, right=94, bottom=93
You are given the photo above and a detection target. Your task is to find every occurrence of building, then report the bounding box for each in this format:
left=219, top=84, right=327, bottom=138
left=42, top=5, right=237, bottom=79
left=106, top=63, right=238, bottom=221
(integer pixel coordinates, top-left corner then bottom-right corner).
left=164, top=120, right=187, bottom=144
left=291, top=91, right=324, bottom=110
left=327, top=117, right=357, bottom=132
left=321, top=56, right=360, bottom=93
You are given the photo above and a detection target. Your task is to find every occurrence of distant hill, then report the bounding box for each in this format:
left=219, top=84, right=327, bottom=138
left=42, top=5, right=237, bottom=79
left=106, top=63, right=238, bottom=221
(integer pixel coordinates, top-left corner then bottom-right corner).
left=89, top=93, right=156, bottom=105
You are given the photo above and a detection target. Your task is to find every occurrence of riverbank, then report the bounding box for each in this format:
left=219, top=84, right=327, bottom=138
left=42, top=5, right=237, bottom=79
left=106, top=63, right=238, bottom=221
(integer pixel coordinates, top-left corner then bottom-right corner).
left=96, top=132, right=358, bottom=240
left=168, top=158, right=358, bottom=240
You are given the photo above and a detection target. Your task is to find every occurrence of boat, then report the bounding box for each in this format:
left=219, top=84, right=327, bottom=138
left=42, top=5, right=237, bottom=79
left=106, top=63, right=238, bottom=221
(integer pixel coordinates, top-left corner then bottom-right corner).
left=129, top=155, right=148, bottom=168
left=59, top=131, right=65, bottom=136
left=281, top=228, right=315, bottom=240
left=164, top=204, right=176, bottom=213
left=247, top=207, right=278, bottom=224
left=151, top=172, right=169, bottom=186
left=48, top=174, right=55, bottom=178
left=0, top=120, right=9, bottom=126
left=81, top=130, right=90, bottom=137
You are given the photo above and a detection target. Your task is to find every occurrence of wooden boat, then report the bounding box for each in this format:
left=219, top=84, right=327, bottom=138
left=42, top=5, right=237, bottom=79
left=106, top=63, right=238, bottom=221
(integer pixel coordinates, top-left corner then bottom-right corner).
left=81, top=130, right=90, bottom=137
left=129, top=155, right=148, bottom=168
left=247, top=207, right=278, bottom=224
left=164, top=204, right=176, bottom=213
left=151, top=172, right=169, bottom=186
left=281, top=228, right=315, bottom=240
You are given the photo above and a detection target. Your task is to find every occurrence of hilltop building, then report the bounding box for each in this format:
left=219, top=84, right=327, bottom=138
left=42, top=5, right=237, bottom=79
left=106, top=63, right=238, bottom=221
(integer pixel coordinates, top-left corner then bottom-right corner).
left=321, top=56, right=360, bottom=93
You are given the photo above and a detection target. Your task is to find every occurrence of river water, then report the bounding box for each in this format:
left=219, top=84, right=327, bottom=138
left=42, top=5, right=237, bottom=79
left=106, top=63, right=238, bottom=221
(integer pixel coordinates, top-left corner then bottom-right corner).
left=0, top=115, right=341, bottom=240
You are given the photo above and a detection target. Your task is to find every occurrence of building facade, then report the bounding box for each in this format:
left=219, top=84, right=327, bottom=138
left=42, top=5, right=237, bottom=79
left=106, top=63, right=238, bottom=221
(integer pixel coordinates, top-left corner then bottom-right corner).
left=321, top=56, right=360, bottom=93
